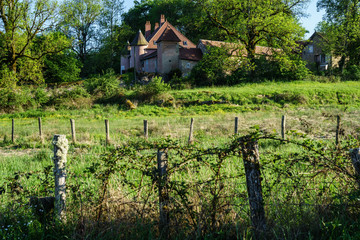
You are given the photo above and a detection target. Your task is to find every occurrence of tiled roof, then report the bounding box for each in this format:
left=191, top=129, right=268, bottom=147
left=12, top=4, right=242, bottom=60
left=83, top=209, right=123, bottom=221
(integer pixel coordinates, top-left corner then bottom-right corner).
left=179, top=48, right=203, bottom=61
left=130, top=30, right=148, bottom=46
left=198, top=39, right=279, bottom=57
left=146, top=21, right=196, bottom=50
left=156, top=27, right=181, bottom=43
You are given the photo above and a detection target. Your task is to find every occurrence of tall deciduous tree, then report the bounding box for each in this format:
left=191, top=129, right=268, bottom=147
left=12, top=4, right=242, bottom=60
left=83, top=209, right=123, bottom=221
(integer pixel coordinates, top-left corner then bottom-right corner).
left=199, top=0, right=307, bottom=76
left=317, top=0, right=360, bottom=71
left=98, top=0, right=124, bottom=69
left=122, top=0, right=222, bottom=43
left=0, top=0, right=69, bottom=77
left=59, top=0, right=102, bottom=64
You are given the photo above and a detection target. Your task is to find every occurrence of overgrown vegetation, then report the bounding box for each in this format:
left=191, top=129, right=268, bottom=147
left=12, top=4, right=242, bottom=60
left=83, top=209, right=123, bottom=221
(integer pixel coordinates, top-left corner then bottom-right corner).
left=1, top=129, right=360, bottom=239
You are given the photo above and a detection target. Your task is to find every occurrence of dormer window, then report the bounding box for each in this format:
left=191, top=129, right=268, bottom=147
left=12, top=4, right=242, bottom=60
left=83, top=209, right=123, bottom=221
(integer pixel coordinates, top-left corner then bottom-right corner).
left=183, top=41, right=187, bottom=46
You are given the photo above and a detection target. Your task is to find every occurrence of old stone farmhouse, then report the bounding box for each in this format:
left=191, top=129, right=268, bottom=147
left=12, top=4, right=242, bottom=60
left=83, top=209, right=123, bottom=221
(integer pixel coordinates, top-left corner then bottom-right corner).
left=121, top=14, right=203, bottom=76
left=121, top=14, right=326, bottom=76
left=301, top=32, right=340, bottom=71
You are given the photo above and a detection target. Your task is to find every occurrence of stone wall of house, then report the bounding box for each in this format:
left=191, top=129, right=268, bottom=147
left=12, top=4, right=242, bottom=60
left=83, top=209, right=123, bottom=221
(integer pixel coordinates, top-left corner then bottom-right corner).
left=179, top=59, right=198, bottom=77
left=121, top=56, right=130, bottom=73
left=158, top=42, right=179, bottom=74
left=144, top=58, right=157, bottom=73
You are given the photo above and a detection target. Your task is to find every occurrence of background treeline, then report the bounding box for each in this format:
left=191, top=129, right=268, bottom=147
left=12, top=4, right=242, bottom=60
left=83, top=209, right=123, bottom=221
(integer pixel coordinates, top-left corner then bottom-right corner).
left=1, top=0, right=359, bottom=89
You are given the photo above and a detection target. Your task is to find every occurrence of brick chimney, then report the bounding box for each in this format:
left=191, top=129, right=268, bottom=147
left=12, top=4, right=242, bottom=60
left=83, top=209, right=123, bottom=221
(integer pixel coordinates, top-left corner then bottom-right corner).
left=155, top=22, right=159, bottom=31
left=160, top=14, right=165, bottom=25
left=145, top=21, right=151, bottom=38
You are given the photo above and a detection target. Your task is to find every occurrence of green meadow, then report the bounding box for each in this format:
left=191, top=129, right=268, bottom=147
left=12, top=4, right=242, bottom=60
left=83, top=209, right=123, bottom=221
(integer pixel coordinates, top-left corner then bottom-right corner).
left=1, top=81, right=360, bottom=239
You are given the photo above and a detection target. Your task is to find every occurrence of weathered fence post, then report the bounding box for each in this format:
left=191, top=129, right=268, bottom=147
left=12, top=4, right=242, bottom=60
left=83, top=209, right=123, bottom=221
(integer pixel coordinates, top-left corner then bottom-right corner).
left=105, top=119, right=110, bottom=146
left=38, top=117, right=43, bottom=143
left=240, top=135, right=266, bottom=238
left=157, top=149, right=169, bottom=237
left=188, top=118, right=194, bottom=144
left=336, top=115, right=341, bottom=145
left=144, top=120, right=148, bottom=139
left=350, top=148, right=360, bottom=188
left=52, top=135, right=68, bottom=223
left=70, top=119, right=76, bottom=144
left=235, top=117, right=239, bottom=134
left=281, top=115, right=286, bottom=140
left=11, top=119, right=14, bottom=143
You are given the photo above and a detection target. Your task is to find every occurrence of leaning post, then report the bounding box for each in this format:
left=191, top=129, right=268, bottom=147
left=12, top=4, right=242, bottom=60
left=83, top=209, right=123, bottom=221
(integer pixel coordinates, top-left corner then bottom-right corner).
left=240, top=135, right=266, bottom=238
left=350, top=148, right=360, bottom=188
left=157, top=149, right=169, bottom=238
left=188, top=118, right=194, bottom=145
left=38, top=117, right=43, bottom=143
left=52, top=135, right=68, bottom=224
left=336, top=115, right=341, bottom=146
left=235, top=117, right=239, bottom=134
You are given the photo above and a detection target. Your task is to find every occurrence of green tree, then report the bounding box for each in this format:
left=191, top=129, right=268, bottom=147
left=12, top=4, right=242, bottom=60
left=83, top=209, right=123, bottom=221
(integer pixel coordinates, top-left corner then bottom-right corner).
left=317, top=0, right=360, bottom=72
left=43, top=50, right=82, bottom=83
left=122, top=0, right=222, bottom=42
left=199, top=0, right=307, bottom=77
left=0, top=0, right=70, bottom=85
left=59, top=0, right=102, bottom=64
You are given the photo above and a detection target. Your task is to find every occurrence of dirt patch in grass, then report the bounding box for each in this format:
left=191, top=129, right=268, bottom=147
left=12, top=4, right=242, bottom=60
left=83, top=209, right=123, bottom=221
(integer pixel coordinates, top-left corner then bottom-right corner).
left=0, top=148, right=39, bottom=158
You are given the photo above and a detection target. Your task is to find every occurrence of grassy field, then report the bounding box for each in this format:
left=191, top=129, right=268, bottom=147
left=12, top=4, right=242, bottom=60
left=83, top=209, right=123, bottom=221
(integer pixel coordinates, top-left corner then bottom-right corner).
left=1, top=81, right=360, bottom=239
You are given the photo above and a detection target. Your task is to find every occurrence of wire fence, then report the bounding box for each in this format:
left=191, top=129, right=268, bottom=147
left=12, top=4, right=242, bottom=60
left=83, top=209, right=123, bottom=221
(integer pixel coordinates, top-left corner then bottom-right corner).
left=1, top=130, right=359, bottom=238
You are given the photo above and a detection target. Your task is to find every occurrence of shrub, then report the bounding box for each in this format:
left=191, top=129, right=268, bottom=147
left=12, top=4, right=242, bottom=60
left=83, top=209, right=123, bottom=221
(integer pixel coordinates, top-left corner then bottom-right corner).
left=342, top=65, right=360, bottom=81
left=0, top=65, right=17, bottom=88
left=43, top=51, right=82, bottom=83
left=84, top=69, right=121, bottom=97
left=0, top=87, right=34, bottom=112
left=134, top=76, right=171, bottom=102
left=189, top=47, right=231, bottom=86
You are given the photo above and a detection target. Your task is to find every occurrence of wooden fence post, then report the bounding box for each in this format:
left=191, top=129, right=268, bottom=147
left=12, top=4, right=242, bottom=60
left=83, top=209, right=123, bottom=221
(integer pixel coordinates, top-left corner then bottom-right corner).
left=105, top=119, right=110, bottom=146
left=188, top=118, right=194, bottom=144
left=144, top=120, right=148, bottom=139
left=11, top=119, right=14, bottom=143
left=235, top=117, right=239, bottom=134
left=157, top=149, right=169, bottom=237
left=281, top=115, right=286, bottom=140
left=38, top=117, right=43, bottom=143
left=336, top=115, right=341, bottom=145
left=52, top=135, right=68, bottom=223
left=350, top=148, right=360, bottom=188
left=70, top=119, right=76, bottom=144
left=240, top=135, right=266, bottom=238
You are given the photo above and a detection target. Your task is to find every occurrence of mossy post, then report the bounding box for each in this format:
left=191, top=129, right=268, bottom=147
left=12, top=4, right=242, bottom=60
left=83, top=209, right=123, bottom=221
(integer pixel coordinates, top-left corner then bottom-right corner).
left=53, top=135, right=68, bottom=224
left=38, top=117, right=43, bottom=143
left=11, top=119, right=14, bottom=143
left=240, top=135, right=266, bottom=238
left=144, top=120, right=148, bottom=139
left=235, top=117, right=239, bottom=134
left=157, top=149, right=169, bottom=238
left=350, top=148, right=360, bottom=188
left=105, top=119, right=110, bottom=146
left=70, top=119, right=76, bottom=144
left=188, top=118, right=194, bottom=145
left=336, top=115, right=341, bottom=145
left=281, top=115, right=286, bottom=140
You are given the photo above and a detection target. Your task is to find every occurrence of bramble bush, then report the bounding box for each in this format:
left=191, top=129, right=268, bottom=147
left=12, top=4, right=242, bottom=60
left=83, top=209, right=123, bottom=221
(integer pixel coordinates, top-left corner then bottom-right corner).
left=84, top=69, right=121, bottom=97
left=134, top=76, right=171, bottom=102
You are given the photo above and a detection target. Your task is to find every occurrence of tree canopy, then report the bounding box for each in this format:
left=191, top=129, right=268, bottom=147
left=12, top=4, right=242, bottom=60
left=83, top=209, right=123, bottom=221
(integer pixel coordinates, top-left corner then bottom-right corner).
left=199, top=0, right=308, bottom=76
left=0, top=0, right=70, bottom=85
left=317, top=0, right=360, bottom=72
